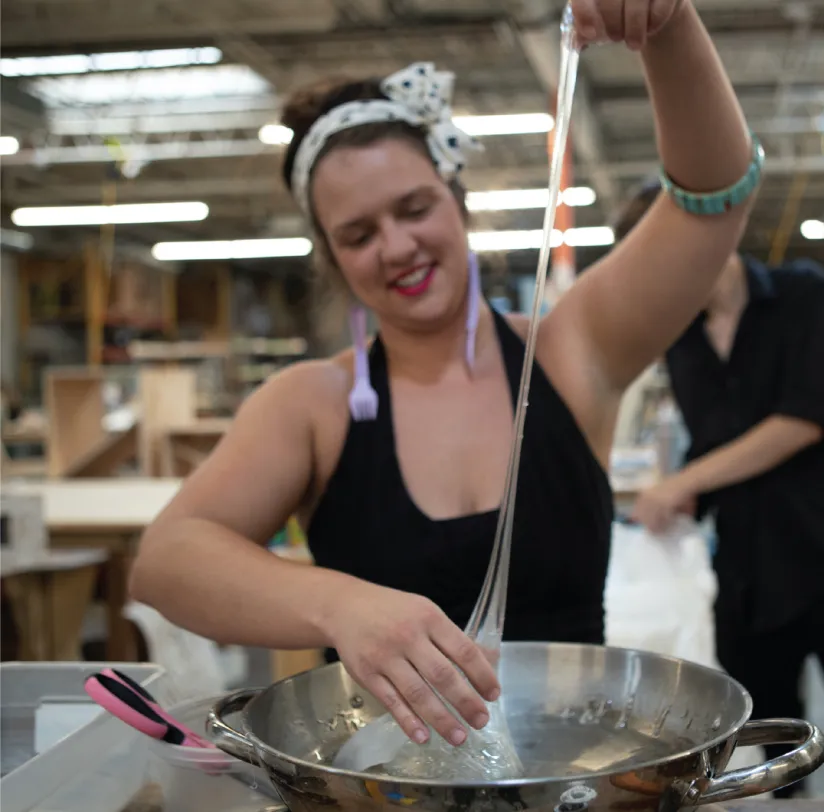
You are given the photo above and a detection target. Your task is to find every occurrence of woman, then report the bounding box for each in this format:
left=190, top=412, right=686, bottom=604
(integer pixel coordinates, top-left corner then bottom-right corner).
left=131, top=0, right=760, bottom=750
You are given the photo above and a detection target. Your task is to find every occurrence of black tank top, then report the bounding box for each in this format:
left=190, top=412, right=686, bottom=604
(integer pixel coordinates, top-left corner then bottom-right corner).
left=308, top=307, right=612, bottom=660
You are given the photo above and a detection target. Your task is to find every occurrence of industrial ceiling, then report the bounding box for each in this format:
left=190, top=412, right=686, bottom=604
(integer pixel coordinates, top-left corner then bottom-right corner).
left=2, top=0, right=823, bottom=275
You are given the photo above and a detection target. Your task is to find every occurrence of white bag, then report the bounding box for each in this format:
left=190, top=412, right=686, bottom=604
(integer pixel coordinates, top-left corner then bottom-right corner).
left=605, top=516, right=718, bottom=669
left=605, top=518, right=767, bottom=778
left=122, top=602, right=238, bottom=704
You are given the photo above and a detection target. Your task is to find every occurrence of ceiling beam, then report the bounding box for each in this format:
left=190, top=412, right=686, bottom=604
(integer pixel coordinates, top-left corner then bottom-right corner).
left=1, top=8, right=338, bottom=48
left=155, top=4, right=294, bottom=88
left=603, top=152, right=824, bottom=178
left=6, top=152, right=823, bottom=209
left=2, top=138, right=276, bottom=166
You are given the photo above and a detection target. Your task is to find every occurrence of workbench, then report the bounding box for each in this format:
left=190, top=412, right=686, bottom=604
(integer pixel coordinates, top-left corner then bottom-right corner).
left=0, top=459, right=661, bottom=670
left=1, top=478, right=181, bottom=661
left=0, top=477, right=320, bottom=674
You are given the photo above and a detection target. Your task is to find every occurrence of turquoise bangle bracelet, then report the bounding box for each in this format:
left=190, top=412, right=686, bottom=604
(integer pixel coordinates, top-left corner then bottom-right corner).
left=659, top=132, right=766, bottom=216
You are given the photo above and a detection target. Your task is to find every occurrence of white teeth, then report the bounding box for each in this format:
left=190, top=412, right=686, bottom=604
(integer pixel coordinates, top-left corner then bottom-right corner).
left=396, top=266, right=430, bottom=288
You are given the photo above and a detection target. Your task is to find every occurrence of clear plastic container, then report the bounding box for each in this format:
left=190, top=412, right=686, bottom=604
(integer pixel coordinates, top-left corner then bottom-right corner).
left=0, top=661, right=166, bottom=812
left=145, top=696, right=278, bottom=812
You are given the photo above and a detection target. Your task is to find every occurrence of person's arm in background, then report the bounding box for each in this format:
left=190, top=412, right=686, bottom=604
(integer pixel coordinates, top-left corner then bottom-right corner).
left=633, top=417, right=822, bottom=534
left=544, top=0, right=756, bottom=462
left=633, top=275, right=824, bottom=534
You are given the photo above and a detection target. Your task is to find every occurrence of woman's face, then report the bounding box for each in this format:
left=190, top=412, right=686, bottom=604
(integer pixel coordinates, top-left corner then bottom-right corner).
left=311, top=138, right=469, bottom=332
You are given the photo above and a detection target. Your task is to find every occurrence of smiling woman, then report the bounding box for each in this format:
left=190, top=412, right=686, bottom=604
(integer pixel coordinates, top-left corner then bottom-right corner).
left=131, top=0, right=761, bottom=755
left=280, top=72, right=473, bottom=315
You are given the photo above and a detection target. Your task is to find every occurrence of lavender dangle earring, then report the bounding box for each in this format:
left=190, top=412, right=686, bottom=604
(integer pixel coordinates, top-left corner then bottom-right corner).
left=346, top=252, right=482, bottom=421
left=347, top=305, right=379, bottom=422
left=465, top=250, right=481, bottom=372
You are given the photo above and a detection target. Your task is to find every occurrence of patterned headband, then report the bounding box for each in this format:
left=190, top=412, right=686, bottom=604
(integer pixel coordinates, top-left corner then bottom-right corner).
left=290, top=61, right=483, bottom=215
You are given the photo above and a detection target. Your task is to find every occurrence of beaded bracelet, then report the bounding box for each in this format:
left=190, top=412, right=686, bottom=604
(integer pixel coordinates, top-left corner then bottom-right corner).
left=658, top=132, right=765, bottom=216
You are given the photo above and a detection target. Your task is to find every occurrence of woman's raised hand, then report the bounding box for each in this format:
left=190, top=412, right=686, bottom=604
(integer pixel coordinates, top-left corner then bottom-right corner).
left=569, top=0, right=686, bottom=50
left=324, top=580, right=500, bottom=746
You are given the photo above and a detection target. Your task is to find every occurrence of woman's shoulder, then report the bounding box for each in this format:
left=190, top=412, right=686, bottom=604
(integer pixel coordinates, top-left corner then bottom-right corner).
left=249, top=351, right=355, bottom=416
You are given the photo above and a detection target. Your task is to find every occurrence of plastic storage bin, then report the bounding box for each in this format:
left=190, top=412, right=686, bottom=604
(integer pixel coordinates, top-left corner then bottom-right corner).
left=145, top=695, right=279, bottom=812
left=0, top=661, right=166, bottom=812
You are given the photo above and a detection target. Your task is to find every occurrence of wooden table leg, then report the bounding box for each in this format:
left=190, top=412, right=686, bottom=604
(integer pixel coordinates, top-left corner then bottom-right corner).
left=2, top=564, right=100, bottom=660
left=159, top=435, right=176, bottom=477
left=50, top=532, right=140, bottom=662
left=51, top=565, right=100, bottom=660
left=270, top=648, right=323, bottom=682
left=3, top=573, right=49, bottom=660
left=105, top=548, right=137, bottom=661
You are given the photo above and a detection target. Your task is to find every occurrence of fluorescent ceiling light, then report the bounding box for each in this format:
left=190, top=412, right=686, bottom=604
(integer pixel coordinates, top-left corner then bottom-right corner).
left=470, top=229, right=556, bottom=251
left=0, top=47, right=222, bottom=77
left=467, top=186, right=596, bottom=211
left=257, top=113, right=555, bottom=146
left=800, top=219, right=824, bottom=240
left=258, top=124, right=294, bottom=146
left=29, top=65, right=266, bottom=107
left=0, top=136, right=20, bottom=155
left=152, top=238, right=312, bottom=261
left=152, top=228, right=613, bottom=261
left=561, top=187, right=597, bottom=207
left=11, top=202, right=209, bottom=227
left=562, top=226, right=615, bottom=247
left=453, top=113, right=554, bottom=136
left=470, top=227, right=614, bottom=252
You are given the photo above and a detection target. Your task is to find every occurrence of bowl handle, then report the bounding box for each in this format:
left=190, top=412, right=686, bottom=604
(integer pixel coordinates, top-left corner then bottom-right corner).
left=688, top=718, right=824, bottom=805
left=207, top=688, right=262, bottom=766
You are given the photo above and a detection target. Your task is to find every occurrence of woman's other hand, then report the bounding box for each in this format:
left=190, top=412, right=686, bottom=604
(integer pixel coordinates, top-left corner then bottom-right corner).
left=324, top=581, right=501, bottom=746
left=631, top=476, right=697, bottom=535
left=570, top=0, right=686, bottom=50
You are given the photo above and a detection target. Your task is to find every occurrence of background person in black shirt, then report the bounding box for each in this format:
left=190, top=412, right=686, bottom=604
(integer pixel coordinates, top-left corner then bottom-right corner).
left=614, top=181, right=824, bottom=798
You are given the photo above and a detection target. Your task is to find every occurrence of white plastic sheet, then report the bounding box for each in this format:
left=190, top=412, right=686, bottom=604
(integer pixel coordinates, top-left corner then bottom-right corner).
left=122, top=603, right=229, bottom=704
left=605, top=516, right=718, bottom=669
left=605, top=517, right=766, bottom=777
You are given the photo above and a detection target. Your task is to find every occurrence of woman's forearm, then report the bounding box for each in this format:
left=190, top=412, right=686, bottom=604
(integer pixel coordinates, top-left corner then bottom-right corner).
left=641, top=2, right=752, bottom=190
left=129, top=517, right=355, bottom=650
left=678, top=415, right=823, bottom=494
left=560, top=3, right=757, bottom=403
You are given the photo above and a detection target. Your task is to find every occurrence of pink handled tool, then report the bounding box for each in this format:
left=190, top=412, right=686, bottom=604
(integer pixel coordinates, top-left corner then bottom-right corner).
left=84, top=671, right=207, bottom=748
left=100, top=668, right=214, bottom=748
left=84, top=670, right=281, bottom=799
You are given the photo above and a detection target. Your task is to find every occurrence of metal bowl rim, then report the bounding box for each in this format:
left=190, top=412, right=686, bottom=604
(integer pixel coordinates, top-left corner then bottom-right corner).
left=239, top=641, right=754, bottom=788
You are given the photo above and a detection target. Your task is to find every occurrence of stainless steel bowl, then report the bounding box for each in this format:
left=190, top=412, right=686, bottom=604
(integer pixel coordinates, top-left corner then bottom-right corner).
left=208, top=642, right=824, bottom=811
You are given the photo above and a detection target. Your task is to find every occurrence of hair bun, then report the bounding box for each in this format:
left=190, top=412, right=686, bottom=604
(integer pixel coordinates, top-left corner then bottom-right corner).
left=279, top=75, right=387, bottom=190
left=280, top=77, right=355, bottom=137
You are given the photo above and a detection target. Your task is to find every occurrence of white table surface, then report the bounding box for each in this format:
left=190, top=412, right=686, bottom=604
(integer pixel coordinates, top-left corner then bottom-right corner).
left=0, top=548, right=109, bottom=577
left=1, top=478, right=182, bottom=532
left=2, top=464, right=655, bottom=533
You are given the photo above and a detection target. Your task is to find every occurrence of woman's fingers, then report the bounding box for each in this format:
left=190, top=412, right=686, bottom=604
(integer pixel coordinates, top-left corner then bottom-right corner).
left=570, top=0, right=683, bottom=49
left=432, top=620, right=501, bottom=703
left=416, top=645, right=492, bottom=730
left=570, top=0, right=606, bottom=45
left=624, top=0, right=650, bottom=49
left=329, top=586, right=503, bottom=746
left=363, top=672, right=430, bottom=744
left=384, top=659, right=470, bottom=746
left=648, top=0, right=681, bottom=36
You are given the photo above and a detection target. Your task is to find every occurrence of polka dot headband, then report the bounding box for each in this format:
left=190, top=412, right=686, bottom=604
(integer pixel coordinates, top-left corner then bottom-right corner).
left=290, top=61, right=483, bottom=215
